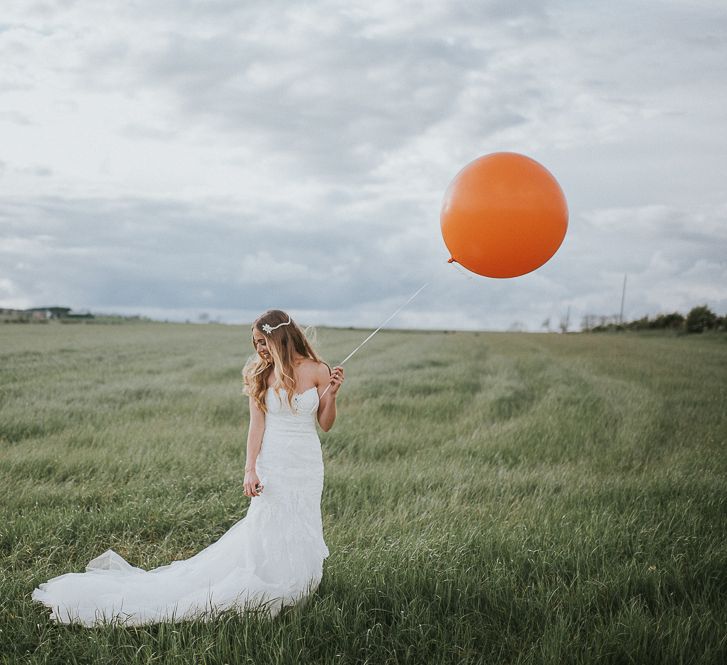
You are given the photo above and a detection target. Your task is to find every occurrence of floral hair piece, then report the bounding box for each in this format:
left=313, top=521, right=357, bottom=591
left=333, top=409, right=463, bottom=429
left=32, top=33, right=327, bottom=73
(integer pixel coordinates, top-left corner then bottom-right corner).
left=261, top=316, right=292, bottom=335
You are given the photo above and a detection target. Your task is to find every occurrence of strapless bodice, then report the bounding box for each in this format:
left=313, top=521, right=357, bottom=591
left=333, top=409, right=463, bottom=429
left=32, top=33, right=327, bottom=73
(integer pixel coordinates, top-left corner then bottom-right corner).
left=256, top=386, right=323, bottom=490
left=263, top=386, right=319, bottom=436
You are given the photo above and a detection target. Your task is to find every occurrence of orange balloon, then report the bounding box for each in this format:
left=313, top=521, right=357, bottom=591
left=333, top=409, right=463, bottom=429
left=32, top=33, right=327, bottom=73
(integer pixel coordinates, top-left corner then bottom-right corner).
left=440, top=152, right=568, bottom=278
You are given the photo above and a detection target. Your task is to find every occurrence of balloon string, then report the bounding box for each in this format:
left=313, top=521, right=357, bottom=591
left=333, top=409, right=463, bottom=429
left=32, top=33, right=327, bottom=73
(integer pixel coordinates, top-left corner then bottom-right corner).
left=451, top=261, right=476, bottom=281
left=317, top=281, right=429, bottom=402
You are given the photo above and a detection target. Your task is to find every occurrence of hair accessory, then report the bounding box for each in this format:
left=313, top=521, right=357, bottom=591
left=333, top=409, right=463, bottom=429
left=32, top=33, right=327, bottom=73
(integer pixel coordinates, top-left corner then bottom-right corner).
left=261, top=316, right=292, bottom=335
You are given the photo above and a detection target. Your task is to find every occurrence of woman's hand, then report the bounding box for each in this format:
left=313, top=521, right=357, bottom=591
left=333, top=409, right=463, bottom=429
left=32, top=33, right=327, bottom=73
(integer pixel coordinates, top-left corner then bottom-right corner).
left=328, top=365, right=345, bottom=396
left=243, top=469, right=264, bottom=497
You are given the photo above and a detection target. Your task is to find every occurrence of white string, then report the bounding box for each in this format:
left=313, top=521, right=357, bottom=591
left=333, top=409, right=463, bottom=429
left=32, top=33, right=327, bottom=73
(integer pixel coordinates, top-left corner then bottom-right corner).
left=451, top=261, right=476, bottom=282
left=316, top=281, right=429, bottom=402
left=304, top=261, right=478, bottom=414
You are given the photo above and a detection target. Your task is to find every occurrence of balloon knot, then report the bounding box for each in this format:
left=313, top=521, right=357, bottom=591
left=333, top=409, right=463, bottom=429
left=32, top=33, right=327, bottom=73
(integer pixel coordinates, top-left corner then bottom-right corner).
left=447, top=257, right=456, bottom=264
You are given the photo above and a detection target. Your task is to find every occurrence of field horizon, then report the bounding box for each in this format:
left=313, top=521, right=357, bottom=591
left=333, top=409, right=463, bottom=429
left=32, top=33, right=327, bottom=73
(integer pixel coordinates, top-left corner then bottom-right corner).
left=1, top=323, right=725, bottom=664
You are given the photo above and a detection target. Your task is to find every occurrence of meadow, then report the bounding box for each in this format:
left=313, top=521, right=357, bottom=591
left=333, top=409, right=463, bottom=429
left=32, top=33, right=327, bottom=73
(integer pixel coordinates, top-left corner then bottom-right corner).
left=0, top=322, right=725, bottom=664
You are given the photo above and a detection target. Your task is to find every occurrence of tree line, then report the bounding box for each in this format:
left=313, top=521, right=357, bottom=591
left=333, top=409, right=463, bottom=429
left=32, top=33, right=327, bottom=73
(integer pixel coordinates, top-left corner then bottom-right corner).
left=581, top=305, right=725, bottom=333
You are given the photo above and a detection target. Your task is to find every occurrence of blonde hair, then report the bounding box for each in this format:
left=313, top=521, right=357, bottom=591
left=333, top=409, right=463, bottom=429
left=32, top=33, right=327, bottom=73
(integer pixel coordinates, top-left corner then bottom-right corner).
left=242, top=310, right=322, bottom=413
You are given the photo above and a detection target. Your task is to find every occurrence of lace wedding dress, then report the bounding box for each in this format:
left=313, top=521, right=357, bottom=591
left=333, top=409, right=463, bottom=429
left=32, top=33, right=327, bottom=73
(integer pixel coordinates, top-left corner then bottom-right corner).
left=32, top=386, right=329, bottom=626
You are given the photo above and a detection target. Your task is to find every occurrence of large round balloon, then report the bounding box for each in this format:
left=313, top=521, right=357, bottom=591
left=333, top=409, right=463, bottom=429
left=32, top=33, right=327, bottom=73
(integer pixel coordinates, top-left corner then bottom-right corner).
left=440, top=152, right=568, bottom=278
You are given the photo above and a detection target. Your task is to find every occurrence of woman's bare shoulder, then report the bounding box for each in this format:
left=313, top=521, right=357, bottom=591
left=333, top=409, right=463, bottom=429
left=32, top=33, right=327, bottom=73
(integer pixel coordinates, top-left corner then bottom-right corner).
left=300, top=358, right=330, bottom=382
left=294, top=358, right=328, bottom=382
left=297, top=357, right=328, bottom=369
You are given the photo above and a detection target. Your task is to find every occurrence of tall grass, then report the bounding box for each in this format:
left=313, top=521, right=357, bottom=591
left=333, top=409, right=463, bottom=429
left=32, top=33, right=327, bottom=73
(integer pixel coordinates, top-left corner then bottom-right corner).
left=1, top=323, right=725, bottom=664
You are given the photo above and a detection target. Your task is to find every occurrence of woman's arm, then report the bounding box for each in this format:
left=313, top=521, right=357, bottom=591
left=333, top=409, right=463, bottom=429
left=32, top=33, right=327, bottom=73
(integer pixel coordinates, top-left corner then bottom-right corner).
left=317, top=363, right=344, bottom=432
left=243, top=395, right=265, bottom=497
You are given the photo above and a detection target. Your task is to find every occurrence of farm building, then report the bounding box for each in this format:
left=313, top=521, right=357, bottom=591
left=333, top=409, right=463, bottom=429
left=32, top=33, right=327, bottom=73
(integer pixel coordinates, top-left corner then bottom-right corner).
left=1, top=307, right=94, bottom=322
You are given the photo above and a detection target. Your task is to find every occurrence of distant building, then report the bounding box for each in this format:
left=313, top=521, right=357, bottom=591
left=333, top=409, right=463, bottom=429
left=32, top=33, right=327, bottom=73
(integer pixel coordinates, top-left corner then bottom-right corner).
left=0, top=306, right=94, bottom=322
left=1, top=308, right=27, bottom=322
left=26, top=307, right=72, bottom=320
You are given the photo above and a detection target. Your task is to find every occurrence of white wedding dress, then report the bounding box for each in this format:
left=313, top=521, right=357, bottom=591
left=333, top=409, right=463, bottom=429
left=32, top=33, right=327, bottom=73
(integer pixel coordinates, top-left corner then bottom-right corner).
left=32, top=386, right=329, bottom=626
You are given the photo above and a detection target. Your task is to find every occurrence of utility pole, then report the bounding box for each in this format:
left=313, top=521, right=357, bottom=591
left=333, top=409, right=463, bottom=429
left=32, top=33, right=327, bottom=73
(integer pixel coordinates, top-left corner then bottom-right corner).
left=619, top=274, right=628, bottom=325
left=559, top=306, right=570, bottom=333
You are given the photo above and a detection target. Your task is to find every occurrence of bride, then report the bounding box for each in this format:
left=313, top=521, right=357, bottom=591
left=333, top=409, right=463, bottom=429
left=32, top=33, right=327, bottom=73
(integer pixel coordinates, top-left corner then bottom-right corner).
left=32, top=310, right=344, bottom=626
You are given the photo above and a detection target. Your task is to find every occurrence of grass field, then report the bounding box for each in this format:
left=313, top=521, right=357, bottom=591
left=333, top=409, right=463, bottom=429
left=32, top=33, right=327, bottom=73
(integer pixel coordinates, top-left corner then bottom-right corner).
left=1, top=322, right=726, bottom=664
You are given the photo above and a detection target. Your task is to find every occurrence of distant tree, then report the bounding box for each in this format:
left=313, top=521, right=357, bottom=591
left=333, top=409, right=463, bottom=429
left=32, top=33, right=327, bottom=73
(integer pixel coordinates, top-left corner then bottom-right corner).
left=581, top=314, right=597, bottom=332
left=626, top=315, right=650, bottom=331
left=652, top=312, right=685, bottom=330
left=585, top=306, right=724, bottom=334
left=686, top=305, right=717, bottom=333
left=541, top=317, right=551, bottom=332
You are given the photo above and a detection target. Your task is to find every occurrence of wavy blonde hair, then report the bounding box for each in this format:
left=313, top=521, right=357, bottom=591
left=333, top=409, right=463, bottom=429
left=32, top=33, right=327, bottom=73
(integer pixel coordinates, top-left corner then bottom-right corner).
left=242, top=310, right=322, bottom=413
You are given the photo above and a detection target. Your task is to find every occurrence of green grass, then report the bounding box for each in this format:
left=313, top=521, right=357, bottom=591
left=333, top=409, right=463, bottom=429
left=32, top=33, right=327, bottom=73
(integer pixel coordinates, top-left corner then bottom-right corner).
left=1, top=323, right=726, bottom=664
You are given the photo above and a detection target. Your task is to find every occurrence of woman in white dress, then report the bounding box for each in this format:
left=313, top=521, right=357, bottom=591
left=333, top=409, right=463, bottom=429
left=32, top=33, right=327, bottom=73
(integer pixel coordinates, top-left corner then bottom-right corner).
left=32, top=309, right=344, bottom=626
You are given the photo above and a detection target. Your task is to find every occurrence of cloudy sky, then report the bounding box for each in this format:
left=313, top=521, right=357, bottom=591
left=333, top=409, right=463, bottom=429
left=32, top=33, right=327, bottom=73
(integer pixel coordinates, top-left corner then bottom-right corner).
left=2, top=0, right=726, bottom=331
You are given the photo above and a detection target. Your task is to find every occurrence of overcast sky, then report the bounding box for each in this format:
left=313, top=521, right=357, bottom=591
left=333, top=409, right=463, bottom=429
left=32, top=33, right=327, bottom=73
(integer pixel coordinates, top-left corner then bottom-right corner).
left=2, top=0, right=726, bottom=331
